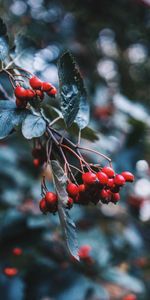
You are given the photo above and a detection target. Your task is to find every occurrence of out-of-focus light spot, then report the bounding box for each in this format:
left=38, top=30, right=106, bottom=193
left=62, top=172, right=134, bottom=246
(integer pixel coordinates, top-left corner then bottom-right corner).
left=135, top=179, right=150, bottom=197
left=42, top=64, right=58, bottom=84
left=97, top=59, right=118, bottom=81
left=136, top=160, right=149, bottom=172
left=98, top=28, right=118, bottom=58
left=140, top=200, right=150, bottom=222
left=27, top=0, right=43, bottom=7
left=127, top=44, right=147, bottom=64
left=39, top=45, right=60, bottom=61
left=10, top=1, right=27, bottom=16
left=113, top=93, right=150, bottom=125
left=33, top=55, right=47, bottom=71
left=142, top=0, right=150, bottom=5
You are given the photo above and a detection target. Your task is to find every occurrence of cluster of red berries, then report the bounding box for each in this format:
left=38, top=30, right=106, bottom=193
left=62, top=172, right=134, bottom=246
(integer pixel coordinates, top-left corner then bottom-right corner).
left=66, top=167, right=134, bottom=206
left=15, top=76, right=57, bottom=108
left=39, top=167, right=134, bottom=214
left=39, top=192, right=58, bottom=214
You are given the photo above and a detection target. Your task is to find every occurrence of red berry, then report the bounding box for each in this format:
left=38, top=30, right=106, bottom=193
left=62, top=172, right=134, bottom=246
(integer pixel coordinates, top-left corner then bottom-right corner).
left=15, top=86, right=27, bottom=99
left=78, top=245, right=91, bottom=260
left=39, top=198, right=48, bottom=214
left=102, top=166, right=115, bottom=178
left=36, top=90, right=44, bottom=100
left=12, top=247, right=22, bottom=256
left=3, top=267, right=18, bottom=277
left=122, top=294, right=137, bottom=300
left=33, top=158, right=40, bottom=167
left=78, top=184, right=86, bottom=193
left=47, top=86, right=57, bottom=96
left=67, top=183, right=79, bottom=197
left=121, top=171, right=134, bottom=182
left=100, top=189, right=111, bottom=200
left=97, top=171, right=108, bottom=185
left=114, top=174, right=125, bottom=186
left=82, top=172, right=97, bottom=185
left=16, top=98, right=27, bottom=108
left=107, top=178, right=114, bottom=188
left=26, top=89, right=36, bottom=100
left=29, top=76, right=42, bottom=90
left=42, top=82, right=52, bottom=92
left=67, top=197, right=74, bottom=209
left=45, top=192, right=58, bottom=206
left=111, top=192, right=120, bottom=203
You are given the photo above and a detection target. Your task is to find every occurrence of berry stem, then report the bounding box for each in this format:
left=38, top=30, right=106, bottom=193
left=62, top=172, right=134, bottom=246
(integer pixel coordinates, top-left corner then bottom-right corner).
left=78, top=146, right=111, bottom=163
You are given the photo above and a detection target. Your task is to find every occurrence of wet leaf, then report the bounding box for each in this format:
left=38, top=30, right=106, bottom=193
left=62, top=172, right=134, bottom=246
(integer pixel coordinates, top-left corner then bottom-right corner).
left=58, top=51, right=89, bottom=128
left=51, top=160, right=79, bottom=260
left=22, top=114, right=46, bottom=139
left=0, top=100, right=28, bottom=139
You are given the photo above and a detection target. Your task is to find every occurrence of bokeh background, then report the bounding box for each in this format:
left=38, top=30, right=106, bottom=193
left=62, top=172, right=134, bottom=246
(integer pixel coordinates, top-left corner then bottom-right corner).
left=0, top=0, right=150, bottom=299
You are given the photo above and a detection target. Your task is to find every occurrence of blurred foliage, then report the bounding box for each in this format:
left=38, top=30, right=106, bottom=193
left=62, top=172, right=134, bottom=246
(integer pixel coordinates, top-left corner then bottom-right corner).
left=0, top=0, right=150, bottom=299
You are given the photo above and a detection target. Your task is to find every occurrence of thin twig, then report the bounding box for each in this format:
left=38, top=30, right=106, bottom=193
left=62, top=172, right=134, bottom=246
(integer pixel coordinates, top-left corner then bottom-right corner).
left=78, top=146, right=111, bottom=163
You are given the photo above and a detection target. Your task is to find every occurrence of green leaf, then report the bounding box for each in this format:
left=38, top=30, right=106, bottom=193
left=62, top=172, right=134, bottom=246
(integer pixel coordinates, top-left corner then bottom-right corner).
left=22, top=114, right=46, bottom=139
left=75, top=95, right=89, bottom=129
left=58, top=51, right=89, bottom=128
left=0, top=19, right=9, bottom=61
left=41, top=104, right=62, bottom=121
left=68, top=123, right=99, bottom=142
left=51, top=160, right=79, bottom=260
left=0, top=100, right=28, bottom=139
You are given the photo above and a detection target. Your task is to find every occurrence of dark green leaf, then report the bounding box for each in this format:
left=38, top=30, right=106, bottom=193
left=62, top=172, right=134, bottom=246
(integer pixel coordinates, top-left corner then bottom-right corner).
left=0, top=100, right=28, bottom=139
left=41, top=104, right=62, bottom=121
left=58, top=51, right=89, bottom=128
left=75, top=95, right=89, bottom=129
left=22, top=114, right=46, bottom=139
left=0, top=19, right=9, bottom=61
left=68, top=123, right=99, bottom=142
left=51, top=160, right=79, bottom=260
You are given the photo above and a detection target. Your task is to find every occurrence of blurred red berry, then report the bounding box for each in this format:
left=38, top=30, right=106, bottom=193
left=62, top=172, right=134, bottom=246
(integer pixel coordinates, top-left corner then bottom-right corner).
left=102, top=166, right=115, bottom=178
left=29, top=76, right=42, bottom=90
left=114, top=174, right=125, bottom=186
left=12, top=247, right=22, bottom=256
left=78, top=184, right=86, bottom=193
left=36, top=90, right=44, bottom=100
left=26, top=89, right=35, bottom=100
left=16, top=98, right=27, bottom=108
left=78, top=245, right=91, bottom=260
left=82, top=172, right=97, bottom=185
left=122, top=294, right=137, bottom=300
left=107, top=178, right=114, bottom=188
left=33, top=158, right=40, bottom=167
left=47, top=86, right=57, bottom=96
left=67, top=197, right=74, bottom=209
left=67, top=183, right=79, bottom=197
left=3, top=267, right=18, bottom=277
left=97, top=171, right=108, bottom=185
left=121, top=171, right=134, bottom=182
left=100, top=189, right=111, bottom=201
left=111, top=192, right=120, bottom=203
left=42, top=82, right=52, bottom=91
left=15, top=86, right=27, bottom=99
left=45, top=192, right=58, bottom=206
left=39, top=198, right=48, bottom=214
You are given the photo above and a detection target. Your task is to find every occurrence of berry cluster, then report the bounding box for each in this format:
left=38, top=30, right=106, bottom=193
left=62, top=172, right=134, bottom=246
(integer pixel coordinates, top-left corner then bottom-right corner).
left=14, top=76, right=57, bottom=108
left=67, top=168, right=134, bottom=205
left=39, top=192, right=58, bottom=214
left=39, top=167, right=134, bottom=214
